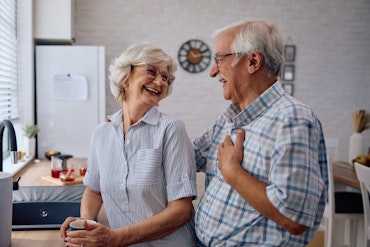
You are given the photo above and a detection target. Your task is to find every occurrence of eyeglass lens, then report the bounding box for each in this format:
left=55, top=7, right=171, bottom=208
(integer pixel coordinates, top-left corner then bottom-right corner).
left=145, top=64, right=174, bottom=85
left=214, top=53, right=233, bottom=67
left=214, top=52, right=246, bottom=67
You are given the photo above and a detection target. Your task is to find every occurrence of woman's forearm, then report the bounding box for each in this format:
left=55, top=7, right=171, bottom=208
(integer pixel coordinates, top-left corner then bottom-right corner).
left=112, top=197, right=193, bottom=246
left=80, top=187, right=103, bottom=220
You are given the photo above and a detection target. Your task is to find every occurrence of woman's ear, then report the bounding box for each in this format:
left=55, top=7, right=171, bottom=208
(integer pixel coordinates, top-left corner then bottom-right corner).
left=121, top=79, right=129, bottom=89
left=247, top=52, right=263, bottom=74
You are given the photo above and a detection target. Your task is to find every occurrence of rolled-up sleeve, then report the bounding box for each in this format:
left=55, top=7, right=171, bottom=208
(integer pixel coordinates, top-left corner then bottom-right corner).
left=163, top=120, right=197, bottom=201
left=266, top=115, right=324, bottom=227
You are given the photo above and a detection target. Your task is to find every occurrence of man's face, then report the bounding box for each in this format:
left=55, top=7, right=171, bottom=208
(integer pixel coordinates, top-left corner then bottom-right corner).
left=209, top=31, right=249, bottom=105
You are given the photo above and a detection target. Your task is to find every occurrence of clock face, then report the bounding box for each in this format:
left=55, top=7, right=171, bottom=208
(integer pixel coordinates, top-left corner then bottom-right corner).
left=178, top=39, right=212, bottom=73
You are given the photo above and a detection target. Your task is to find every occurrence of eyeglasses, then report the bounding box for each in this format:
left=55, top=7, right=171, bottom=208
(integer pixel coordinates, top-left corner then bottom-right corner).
left=213, top=52, right=248, bottom=68
left=133, top=64, right=175, bottom=86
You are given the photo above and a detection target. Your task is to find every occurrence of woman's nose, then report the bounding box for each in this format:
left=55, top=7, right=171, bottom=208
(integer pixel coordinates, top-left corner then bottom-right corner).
left=153, top=75, right=168, bottom=87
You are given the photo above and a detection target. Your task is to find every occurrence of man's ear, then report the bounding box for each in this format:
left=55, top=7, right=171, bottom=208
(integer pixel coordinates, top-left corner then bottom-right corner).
left=247, top=52, right=263, bottom=74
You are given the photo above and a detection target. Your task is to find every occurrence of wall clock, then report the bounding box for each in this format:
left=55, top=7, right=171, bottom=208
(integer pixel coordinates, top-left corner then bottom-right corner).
left=177, top=39, right=211, bottom=73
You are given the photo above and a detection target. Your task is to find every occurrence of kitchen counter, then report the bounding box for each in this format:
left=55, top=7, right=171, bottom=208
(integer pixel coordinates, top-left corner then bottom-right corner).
left=11, top=159, right=108, bottom=247
left=332, top=161, right=360, bottom=189
left=10, top=159, right=359, bottom=246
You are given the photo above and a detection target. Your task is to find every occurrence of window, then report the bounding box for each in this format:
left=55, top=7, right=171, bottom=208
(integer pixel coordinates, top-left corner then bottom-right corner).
left=0, top=0, right=19, bottom=121
left=1, top=0, right=19, bottom=161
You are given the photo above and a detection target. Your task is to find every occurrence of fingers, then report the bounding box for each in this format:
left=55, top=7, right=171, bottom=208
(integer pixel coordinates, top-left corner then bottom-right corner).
left=217, top=147, right=221, bottom=159
left=217, top=130, right=245, bottom=162
left=223, top=134, right=232, bottom=145
left=65, top=229, right=88, bottom=246
left=234, top=129, right=245, bottom=151
left=218, top=129, right=245, bottom=158
left=64, top=231, right=86, bottom=247
left=65, top=223, right=108, bottom=247
left=217, top=139, right=226, bottom=160
left=83, top=220, right=99, bottom=230
left=221, top=130, right=244, bottom=148
left=60, top=217, right=78, bottom=238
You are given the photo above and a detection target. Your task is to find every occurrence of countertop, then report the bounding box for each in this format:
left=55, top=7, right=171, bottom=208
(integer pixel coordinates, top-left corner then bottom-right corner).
left=10, top=159, right=358, bottom=246
left=11, top=159, right=108, bottom=247
left=332, top=161, right=360, bottom=189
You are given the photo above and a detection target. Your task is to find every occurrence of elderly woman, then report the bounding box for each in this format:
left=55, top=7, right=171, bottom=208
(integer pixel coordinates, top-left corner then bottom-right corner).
left=61, top=42, right=197, bottom=247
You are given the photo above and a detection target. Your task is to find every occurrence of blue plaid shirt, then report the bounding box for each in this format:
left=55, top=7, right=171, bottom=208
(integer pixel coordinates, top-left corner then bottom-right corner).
left=194, top=82, right=328, bottom=246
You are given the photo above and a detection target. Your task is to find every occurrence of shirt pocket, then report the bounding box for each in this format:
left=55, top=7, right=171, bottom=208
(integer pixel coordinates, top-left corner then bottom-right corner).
left=134, top=148, right=163, bottom=185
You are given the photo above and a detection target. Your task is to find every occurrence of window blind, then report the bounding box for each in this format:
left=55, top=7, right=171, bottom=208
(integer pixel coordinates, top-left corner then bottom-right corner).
left=0, top=0, right=19, bottom=121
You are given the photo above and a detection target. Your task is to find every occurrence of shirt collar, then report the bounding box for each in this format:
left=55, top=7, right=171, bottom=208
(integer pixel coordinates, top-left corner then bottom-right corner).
left=106, top=106, right=160, bottom=127
left=141, top=106, right=160, bottom=125
left=224, top=81, right=285, bottom=127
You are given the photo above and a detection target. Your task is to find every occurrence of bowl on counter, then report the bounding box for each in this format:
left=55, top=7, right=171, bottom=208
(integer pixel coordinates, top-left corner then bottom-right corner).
left=45, top=150, right=61, bottom=160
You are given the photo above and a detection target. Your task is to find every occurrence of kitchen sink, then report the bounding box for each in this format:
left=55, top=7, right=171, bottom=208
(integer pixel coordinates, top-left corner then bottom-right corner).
left=12, top=185, right=86, bottom=230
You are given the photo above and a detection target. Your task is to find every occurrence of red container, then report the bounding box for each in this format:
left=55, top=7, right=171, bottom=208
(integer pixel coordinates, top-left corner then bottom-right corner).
left=59, top=170, right=76, bottom=182
left=79, top=167, right=87, bottom=176
left=51, top=168, right=74, bottom=178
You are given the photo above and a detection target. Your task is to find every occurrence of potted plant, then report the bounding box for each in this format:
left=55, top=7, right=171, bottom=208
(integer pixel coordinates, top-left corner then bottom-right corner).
left=22, top=125, right=39, bottom=157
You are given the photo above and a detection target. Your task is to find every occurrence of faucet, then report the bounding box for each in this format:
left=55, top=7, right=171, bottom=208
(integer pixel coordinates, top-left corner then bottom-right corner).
left=0, top=120, right=18, bottom=172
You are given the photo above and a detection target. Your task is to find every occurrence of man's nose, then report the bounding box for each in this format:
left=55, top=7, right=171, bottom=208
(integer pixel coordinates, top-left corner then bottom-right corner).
left=209, top=64, right=219, bottom=78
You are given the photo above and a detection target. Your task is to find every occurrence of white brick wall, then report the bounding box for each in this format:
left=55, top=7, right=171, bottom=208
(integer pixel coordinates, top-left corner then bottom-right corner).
left=74, top=0, right=370, bottom=162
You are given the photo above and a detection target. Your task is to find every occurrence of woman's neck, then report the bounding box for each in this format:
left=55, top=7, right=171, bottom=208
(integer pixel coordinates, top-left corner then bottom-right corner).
left=122, top=102, right=151, bottom=134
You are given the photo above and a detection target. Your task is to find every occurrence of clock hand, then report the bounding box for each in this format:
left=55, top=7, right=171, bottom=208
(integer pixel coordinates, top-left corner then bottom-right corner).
left=190, top=51, right=203, bottom=58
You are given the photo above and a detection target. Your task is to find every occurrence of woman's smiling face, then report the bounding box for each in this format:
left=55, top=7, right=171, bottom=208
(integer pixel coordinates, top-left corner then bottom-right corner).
left=124, top=64, right=170, bottom=108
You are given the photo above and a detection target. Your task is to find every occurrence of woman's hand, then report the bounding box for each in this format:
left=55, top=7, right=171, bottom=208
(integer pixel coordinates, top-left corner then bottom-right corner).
left=64, top=220, right=116, bottom=247
left=60, top=216, right=80, bottom=239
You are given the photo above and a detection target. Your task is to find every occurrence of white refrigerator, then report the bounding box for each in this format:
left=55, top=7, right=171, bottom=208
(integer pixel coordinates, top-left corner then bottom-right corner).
left=35, top=45, right=105, bottom=159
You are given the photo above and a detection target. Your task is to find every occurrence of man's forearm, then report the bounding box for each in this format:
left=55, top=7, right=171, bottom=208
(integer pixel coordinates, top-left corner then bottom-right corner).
left=228, top=170, right=308, bottom=235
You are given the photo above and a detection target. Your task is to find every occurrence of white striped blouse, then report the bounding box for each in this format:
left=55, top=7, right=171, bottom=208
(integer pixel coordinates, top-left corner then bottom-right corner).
left=84, top=107, right=197, bottom=246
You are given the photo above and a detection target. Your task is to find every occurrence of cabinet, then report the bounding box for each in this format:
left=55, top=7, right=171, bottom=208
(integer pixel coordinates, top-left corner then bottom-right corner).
left=33, top=0, right=75, bottom=43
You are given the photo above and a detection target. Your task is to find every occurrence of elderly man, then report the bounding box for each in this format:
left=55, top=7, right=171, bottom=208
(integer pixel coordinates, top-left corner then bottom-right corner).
left=194, top=19, right=328, bottom=246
